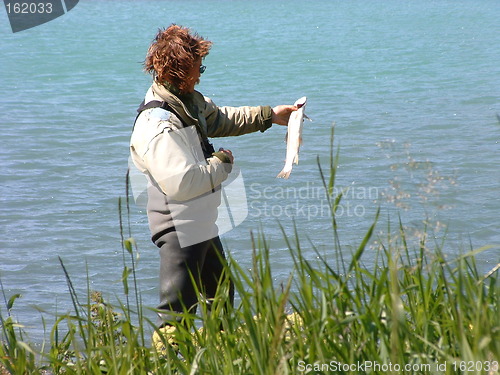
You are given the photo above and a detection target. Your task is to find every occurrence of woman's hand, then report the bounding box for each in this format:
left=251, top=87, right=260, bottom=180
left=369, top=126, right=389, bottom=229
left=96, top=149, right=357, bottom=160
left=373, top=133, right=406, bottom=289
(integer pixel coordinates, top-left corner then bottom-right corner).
left=271, top=105, right=298, bottom=126
left=218, top=148, right=234, bottom=163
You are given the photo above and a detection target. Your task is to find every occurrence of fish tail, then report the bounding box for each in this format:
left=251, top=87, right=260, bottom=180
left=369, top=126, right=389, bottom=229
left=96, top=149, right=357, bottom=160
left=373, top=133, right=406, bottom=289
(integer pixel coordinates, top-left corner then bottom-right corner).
left=276, top=168, right=291, bottom=179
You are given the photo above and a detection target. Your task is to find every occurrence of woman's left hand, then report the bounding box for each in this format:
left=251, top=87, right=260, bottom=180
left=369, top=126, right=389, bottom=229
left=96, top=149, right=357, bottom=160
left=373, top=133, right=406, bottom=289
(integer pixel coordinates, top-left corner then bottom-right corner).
left=271, top=105, right=298, bottom=126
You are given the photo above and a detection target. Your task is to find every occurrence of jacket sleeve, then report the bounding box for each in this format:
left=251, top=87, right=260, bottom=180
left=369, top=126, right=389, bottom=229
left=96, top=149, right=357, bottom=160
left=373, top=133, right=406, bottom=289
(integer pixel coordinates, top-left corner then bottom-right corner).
left=203, top=96, right=273, bottom=137
left=130, top=111, right=230, bottom=202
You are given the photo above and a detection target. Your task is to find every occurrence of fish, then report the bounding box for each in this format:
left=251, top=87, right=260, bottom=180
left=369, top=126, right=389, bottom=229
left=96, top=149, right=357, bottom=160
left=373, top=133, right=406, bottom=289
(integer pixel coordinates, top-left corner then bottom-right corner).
left=277, top=96, right=308, bottom=179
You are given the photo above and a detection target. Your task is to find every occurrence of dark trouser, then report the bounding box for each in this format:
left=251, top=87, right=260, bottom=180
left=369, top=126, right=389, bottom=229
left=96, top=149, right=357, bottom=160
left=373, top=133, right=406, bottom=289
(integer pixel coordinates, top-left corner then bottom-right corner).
left=157, top=231, right=234, bottom=326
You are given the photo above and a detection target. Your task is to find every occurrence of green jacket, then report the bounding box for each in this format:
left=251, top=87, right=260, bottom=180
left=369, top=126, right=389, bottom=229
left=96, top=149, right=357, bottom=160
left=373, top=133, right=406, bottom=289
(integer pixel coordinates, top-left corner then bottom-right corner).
left=130, top=81, right=273, bottom=247
left=131, top=81, right=272, bottom=201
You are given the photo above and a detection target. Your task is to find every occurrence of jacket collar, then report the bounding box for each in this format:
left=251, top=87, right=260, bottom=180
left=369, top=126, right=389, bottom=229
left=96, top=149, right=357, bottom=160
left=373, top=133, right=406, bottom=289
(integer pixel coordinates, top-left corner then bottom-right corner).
left=151, top=81, right=208, bottom=138
left=152, top=81, right=197, bottom=120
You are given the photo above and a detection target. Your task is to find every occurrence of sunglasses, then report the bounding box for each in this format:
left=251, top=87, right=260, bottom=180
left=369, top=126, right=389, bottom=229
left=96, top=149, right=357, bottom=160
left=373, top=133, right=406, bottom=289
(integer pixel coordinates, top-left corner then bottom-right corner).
left=200, top=64, right=206, bottom=74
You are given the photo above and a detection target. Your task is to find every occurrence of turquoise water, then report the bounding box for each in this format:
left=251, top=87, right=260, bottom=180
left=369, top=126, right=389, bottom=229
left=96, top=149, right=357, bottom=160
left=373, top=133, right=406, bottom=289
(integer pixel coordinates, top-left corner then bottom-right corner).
left=1, top=0, right=499, bottom=342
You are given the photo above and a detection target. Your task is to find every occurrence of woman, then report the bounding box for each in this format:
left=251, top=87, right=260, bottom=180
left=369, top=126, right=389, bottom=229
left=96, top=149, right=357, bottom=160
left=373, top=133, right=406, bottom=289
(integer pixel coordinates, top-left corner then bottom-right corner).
left=130, top=24, right=296, bottom=331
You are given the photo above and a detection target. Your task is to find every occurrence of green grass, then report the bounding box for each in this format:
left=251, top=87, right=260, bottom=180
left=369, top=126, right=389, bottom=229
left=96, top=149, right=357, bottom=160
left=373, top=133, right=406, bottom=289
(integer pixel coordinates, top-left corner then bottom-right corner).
left=1, top=129, right=498, bottom=374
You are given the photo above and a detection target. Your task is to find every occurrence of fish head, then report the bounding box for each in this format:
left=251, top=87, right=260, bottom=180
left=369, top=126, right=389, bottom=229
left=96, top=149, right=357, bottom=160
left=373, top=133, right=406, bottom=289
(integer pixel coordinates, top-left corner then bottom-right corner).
left=294, top=96, right=307, bottom=109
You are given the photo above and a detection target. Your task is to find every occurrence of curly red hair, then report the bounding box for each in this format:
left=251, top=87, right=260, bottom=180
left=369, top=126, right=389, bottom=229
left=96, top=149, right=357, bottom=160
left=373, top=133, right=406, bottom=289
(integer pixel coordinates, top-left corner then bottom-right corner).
left=144, top=25, right=212, bottom=94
